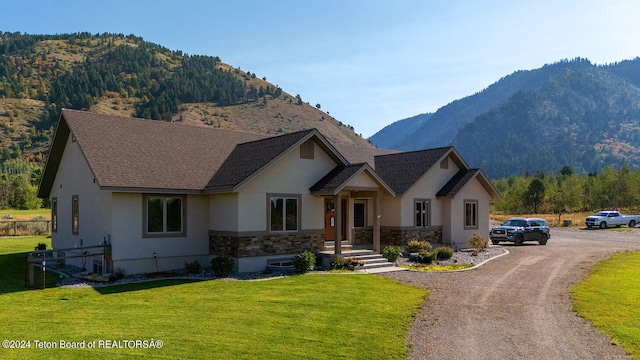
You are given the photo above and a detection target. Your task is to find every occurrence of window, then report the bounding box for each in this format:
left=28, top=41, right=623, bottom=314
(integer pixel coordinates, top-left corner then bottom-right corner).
left=270, top=195, right=299, bottom=232
left=353, top=201, right=366, bottom=228
left=415, top=199, right=430, bottom=227
left=51, top=198, right=58, bottom=233
left=144, top=195, right=186, bottom=237
left=465, top=200, right=478, bottom=229
left=71, top=195, right=79, bottom=235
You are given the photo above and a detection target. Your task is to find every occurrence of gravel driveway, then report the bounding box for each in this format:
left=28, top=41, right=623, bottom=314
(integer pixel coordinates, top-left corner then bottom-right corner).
left=382, top=227, right=640, bottom=359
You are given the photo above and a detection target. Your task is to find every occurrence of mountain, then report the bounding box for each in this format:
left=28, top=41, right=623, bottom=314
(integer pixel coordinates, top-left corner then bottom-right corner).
left=368, top=113, right=431, bottom=150
left=0, top=32, right=371, bottom=165
left=370, top=57, right=640, bottom=178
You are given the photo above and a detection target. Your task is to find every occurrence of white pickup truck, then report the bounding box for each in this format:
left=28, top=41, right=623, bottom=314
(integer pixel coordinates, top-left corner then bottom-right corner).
left=585, top=211, right=639, bottom=229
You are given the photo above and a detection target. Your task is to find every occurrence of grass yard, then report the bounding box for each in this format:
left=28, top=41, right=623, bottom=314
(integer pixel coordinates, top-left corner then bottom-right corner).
left=0, top=237, right=427, bottom=359
left=571, top=251, right=640, bottom=357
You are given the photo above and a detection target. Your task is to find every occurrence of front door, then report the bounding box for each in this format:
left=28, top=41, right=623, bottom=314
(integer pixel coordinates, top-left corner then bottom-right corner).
left=325, top=199, right=335, bottom=241
left=324, top=198, right=347, bottom=242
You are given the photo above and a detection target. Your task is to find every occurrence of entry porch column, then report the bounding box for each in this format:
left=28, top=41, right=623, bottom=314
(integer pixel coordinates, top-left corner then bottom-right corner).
left=334, top=194, right=342, bottom=255
left=373, top=193, right=381, bottom=252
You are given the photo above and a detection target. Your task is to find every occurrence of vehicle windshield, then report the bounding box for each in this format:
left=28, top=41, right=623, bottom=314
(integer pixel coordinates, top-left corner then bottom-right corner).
left=502, top=219, right=527, bottom=227
left=593, top=211, right=610, bottom=216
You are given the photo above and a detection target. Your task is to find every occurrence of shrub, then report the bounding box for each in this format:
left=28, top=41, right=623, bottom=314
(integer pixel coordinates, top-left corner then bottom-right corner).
left=114, top=267, right=126, bottom=280
left=407, top=239, right=431, bottom=253
left=433, top=246, right=454, bottom=260
left=330, top=255, right=349, bottom=270
left=210, top=256, right=235, bottom=277
left=184, top=260, right=202, bottom=274
left=469, top=234, right=489, bottom=252
left=382, top=246, right=403, bottom=263
left=109, top=267, right=127, bottom=282
left=34, top=243, right=46, bottom=251
left=417, top=251, right=436, bottom=264
left=293, top=250, right=316, bottom=273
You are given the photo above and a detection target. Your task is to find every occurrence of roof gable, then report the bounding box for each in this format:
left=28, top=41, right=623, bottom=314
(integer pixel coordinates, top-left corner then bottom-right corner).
left=310, top=163, right=394, bottom=196
left=205, top=129, right=335, bottom=192
left=436, top=168, right=502, bottom=200
left=374, top=147, right=454, bottom=194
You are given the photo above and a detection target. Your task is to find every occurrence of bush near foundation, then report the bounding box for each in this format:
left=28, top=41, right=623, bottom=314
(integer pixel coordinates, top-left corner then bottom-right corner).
left=210, top=256, right=235, bottom=277
left=293, top=250, right=316, bottom=273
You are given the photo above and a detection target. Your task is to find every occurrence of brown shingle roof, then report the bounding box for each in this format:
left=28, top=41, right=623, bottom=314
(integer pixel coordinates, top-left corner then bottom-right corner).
left=374, top=147, right=453, bottom=194
left=39, top=109, right=264, bottom=196
left=436, top=169, right=480, bottom=198
left=205, top=129, right=316, bottom=191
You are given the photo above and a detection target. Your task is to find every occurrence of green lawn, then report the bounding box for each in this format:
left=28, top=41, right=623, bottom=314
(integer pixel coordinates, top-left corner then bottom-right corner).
left=0, top=237, right=427, bottom=359
left=571, top=251, right=640, bottom=357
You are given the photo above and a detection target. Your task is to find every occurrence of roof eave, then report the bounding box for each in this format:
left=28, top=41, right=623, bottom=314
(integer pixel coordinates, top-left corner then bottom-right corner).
left=37, top=113, right=70, bottom=198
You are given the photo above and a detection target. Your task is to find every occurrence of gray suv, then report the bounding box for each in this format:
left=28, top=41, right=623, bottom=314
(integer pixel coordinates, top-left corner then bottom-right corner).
left=490, top=217, right=550, bottom=245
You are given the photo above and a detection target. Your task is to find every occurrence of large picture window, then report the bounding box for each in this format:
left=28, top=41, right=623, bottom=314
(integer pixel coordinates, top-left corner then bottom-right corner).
left=144, top=195, right=186, bottom=237
left=270, top=195, right=299, bottom=232
left=71, top=195, right=79, bottom=235
left=415, top=199, right=430, bottom=228
left=465, top=200, right=478, bottom=229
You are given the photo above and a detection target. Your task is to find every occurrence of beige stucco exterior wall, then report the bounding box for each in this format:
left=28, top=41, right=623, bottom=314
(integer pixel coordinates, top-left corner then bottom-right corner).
left=236, top=142, right=338, bottom=232
left=111, top=193, right=209, bottom=274
left=400, top=156, right=460, bottom=227
left=49, top=135, right=112, bottom=269
left=209, top=193, right=239, bottom=232
left=447, top=178, right=492, bottom=248
left=380, top=196, right=401, bottom=226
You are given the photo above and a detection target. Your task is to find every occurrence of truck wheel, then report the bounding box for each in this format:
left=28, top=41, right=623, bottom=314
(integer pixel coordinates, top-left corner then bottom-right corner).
left=515, top=234, right=524, bottom=245
left=599, top=222, right=607, bottom=229
left=629, top=220, right=637, bottom=228
left=539, top=234, right=548, bottom=245
left=491, top=240, right=500, bottom=245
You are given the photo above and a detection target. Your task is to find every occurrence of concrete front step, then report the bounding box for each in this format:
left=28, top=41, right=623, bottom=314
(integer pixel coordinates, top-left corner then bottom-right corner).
left=339, top=252, right=397, bottom=270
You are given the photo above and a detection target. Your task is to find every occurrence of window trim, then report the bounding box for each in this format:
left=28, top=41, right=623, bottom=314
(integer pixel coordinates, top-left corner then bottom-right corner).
left=142, top=194, right=187, bottom=238
left=71, top=195, right=79, bottom=235
left=464, top=200, right=479, bottom=229
left=268, top=194, right=300, bottom=233
left=414, top=199, right=431, bottom=228
left=51, top=197, right=58, bottom=233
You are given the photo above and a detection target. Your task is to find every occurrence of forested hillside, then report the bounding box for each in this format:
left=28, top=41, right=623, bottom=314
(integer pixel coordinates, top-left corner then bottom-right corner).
left=370, top=57, right=640, bottom=179
left=0, top=31, right=369, bottom=209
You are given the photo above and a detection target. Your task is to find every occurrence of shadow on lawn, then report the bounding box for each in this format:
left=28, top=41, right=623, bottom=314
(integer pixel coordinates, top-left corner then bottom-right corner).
left=0, top=252, right=205, bottom=296
left=92, top=278, right=205, bottom=295
left=0, top=253, right=59, bottom=295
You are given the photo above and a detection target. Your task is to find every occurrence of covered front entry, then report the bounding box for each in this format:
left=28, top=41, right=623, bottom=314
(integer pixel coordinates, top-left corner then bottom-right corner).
left=310, top=162, right=395, bottom=256
left=323, top=192, right=382, bottom=255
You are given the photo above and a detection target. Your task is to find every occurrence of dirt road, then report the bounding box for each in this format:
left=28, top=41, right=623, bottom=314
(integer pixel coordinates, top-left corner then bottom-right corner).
left=383, top=227, right=640, bottom=359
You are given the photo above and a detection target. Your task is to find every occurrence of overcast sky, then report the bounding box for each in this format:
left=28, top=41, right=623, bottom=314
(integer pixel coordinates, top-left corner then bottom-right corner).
left=3, top=0, right=640, bottom=137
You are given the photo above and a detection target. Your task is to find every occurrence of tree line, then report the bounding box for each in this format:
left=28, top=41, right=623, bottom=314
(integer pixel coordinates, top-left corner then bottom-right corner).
left=0, top=159, right=42, bottom=210
left=492, top=165, right=640, bottom=214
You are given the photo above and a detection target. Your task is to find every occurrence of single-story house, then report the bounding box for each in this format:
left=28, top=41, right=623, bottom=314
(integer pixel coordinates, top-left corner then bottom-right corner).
left=37, top=109, right=501, bottom=274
